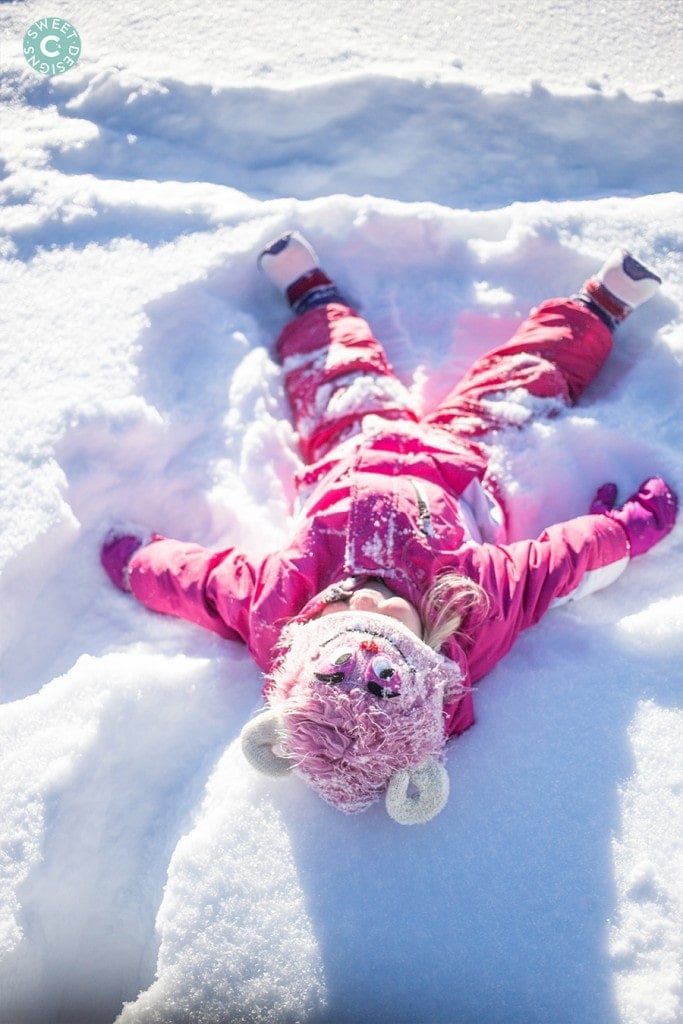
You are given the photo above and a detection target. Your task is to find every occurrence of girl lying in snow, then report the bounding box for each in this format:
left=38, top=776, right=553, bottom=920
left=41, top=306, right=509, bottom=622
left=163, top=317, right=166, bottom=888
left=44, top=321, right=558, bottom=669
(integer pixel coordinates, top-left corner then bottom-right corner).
left=102, top=234, right=677, bottom=824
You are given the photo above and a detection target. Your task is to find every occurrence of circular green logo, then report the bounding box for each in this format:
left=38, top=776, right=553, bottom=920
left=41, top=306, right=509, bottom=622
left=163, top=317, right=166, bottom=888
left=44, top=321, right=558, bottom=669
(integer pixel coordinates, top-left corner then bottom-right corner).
left=23, top=17, right=81, bottom=76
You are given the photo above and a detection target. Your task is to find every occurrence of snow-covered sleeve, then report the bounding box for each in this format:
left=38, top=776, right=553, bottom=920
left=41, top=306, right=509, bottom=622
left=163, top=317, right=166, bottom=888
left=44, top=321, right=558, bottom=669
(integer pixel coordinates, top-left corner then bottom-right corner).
left=128, top=537, right=257, bottom=643
left=457, top=514, right=630, bottom=682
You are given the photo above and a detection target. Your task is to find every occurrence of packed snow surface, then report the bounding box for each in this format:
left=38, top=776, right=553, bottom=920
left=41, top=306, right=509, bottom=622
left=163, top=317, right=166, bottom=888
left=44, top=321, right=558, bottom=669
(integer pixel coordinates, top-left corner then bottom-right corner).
left=0, top=2, right=681, bottom=1022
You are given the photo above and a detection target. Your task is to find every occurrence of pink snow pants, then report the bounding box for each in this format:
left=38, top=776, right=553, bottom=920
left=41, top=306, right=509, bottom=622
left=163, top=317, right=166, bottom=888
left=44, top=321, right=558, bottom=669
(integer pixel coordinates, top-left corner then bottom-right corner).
left=276, top=299, right=613, bottom=464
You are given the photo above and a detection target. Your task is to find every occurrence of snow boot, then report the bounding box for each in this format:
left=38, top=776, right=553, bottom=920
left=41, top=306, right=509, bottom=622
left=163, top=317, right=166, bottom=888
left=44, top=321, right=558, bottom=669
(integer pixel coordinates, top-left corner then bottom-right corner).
left=576, top=248, right=661, bottom=329
left=258, top=231, right=346, bottom=315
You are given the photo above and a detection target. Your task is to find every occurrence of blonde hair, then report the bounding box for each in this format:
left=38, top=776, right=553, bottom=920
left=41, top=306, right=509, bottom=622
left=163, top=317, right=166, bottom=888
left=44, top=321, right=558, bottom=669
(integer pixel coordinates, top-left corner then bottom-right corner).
left=420, top=571, right=489, bottom=652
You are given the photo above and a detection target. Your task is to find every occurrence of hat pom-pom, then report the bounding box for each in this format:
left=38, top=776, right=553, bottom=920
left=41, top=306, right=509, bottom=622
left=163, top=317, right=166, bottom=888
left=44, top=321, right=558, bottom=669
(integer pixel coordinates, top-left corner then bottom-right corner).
left=240, top=710, right=293, bottom=778
left=385, top=758, right=449, bottom=825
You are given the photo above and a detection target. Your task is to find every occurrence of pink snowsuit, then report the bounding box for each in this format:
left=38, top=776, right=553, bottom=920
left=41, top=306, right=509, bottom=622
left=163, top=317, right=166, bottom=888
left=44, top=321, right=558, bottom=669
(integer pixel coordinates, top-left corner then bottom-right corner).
left=128, top=299, right=630, bottom=737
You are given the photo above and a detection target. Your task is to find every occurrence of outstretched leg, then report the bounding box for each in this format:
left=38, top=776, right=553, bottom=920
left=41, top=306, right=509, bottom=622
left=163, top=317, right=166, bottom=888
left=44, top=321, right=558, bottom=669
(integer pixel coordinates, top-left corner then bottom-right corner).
left=423, top=249, right=661, bottom=438
left=260, top=232, right=418, bottom=462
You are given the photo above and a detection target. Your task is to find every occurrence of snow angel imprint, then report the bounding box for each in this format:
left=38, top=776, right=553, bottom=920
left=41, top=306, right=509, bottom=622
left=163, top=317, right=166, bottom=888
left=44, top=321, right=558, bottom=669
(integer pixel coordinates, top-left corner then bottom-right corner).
left=101, top=233, right=677, bottom=824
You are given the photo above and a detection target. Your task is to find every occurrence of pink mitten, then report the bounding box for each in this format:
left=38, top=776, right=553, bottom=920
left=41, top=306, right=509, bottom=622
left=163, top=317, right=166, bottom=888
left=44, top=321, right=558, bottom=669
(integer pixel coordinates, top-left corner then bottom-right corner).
left=589, top=482, right=618, bottom=514
left=101, top=532, right=144, bottom=592
left=590, top=478, right=677, bottom=556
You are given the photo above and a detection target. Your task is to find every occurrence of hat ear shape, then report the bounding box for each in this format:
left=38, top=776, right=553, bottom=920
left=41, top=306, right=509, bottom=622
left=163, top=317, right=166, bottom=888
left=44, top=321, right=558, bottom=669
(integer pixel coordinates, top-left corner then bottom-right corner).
left=385, top=758, right=449, bottom=825
left=240, top=710, right=293, bottom=778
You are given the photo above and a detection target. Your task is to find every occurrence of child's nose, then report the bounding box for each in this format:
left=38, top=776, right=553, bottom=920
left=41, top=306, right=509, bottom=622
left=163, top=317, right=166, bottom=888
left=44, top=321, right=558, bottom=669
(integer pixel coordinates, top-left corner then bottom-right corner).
left=349, top=590, right=380, bottom=612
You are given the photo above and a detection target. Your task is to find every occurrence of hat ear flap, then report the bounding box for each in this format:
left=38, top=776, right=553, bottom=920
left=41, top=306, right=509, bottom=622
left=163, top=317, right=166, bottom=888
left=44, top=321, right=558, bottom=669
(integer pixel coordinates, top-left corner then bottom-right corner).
left=385, top=758, right=449, bottom=825
left=240, top=710, right=293, bottom=778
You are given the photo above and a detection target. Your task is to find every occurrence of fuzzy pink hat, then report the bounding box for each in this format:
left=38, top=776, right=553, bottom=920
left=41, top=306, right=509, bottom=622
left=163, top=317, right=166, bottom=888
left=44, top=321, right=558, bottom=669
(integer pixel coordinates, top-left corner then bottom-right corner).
left=240, top=611, right=465, bottom=824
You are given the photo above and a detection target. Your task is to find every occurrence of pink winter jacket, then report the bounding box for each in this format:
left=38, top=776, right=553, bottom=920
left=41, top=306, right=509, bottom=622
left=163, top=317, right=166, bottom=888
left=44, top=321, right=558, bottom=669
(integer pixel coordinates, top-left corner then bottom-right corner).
left=128, top=421, right=630, bottom=737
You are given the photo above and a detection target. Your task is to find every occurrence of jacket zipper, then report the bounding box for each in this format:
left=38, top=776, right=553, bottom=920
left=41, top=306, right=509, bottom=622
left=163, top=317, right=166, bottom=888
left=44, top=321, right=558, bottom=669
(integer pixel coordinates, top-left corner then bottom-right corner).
left=411, top=479, right=434, bottom=537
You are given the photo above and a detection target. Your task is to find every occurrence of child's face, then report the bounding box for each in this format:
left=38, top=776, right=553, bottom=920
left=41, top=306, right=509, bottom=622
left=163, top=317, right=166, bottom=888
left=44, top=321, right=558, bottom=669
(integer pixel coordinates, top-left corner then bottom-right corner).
left=266, top=609, right=450, bottom=812
left=317, top=581, right=423, bottom=639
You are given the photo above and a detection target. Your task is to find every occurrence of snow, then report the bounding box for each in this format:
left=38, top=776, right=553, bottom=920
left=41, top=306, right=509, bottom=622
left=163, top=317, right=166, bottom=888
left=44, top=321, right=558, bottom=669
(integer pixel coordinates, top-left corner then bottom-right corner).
left=0, top=1, right=681, bottom=1022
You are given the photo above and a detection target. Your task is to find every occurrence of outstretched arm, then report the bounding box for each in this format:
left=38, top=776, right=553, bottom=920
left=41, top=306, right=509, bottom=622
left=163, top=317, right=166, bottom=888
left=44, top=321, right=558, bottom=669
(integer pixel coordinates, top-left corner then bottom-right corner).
left=102, top=532, right=257, bottom=643
left=457, top=477, right=677, bottom=682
